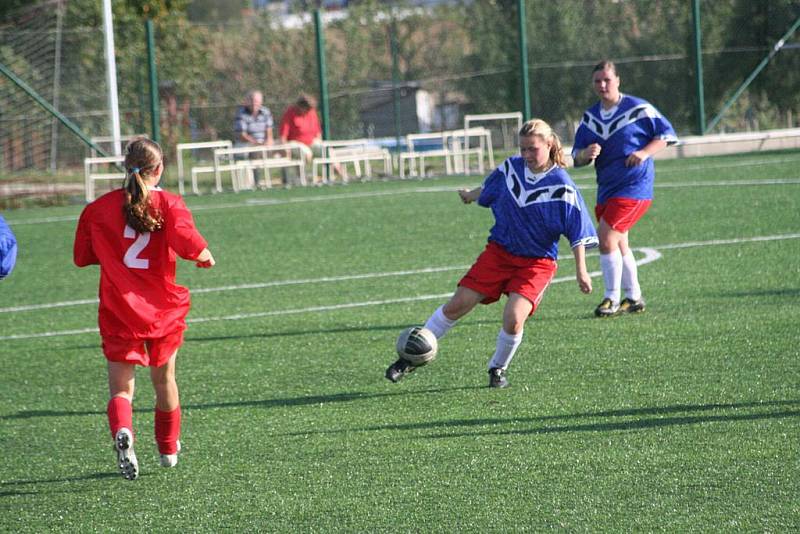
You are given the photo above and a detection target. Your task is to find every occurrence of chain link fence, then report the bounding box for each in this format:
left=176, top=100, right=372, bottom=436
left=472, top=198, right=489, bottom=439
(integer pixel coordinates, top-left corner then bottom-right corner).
left=2, top=0, right=799, bottom=180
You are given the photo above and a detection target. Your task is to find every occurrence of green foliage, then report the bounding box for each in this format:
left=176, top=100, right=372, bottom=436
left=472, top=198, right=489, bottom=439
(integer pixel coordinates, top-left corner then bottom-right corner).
left=186, top=0, right=248, bottom=22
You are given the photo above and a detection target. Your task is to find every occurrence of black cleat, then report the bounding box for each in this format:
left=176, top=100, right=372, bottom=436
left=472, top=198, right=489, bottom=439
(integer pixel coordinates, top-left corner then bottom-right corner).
left=488, top=368, right=509, bottom=388
left=618, top=297, right=646, bottom=314
left=594, top=297, right=620, bottom=317
left=385, top=358, right=417, bottom=383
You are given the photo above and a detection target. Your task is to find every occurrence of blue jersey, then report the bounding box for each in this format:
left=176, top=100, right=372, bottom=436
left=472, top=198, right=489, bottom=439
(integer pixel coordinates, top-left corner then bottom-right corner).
left=0, top=214, right=18, bottom=279
left=572, top=94, right=677, bottom=204
left=478, top=156, right=598, bottom=259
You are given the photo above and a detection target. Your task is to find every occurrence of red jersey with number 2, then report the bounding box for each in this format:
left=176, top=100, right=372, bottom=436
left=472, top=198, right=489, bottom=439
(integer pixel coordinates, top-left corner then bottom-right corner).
left=74, top=188, right=208, bottom=339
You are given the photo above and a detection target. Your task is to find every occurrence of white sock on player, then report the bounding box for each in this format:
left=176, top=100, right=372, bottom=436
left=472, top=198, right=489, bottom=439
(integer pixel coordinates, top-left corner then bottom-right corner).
left=600, top=250, right=623, bottom=304
left=621, top=250, right=642, bottom=301
left=424, top=305, right=457, bottom=339
left=488, top=328, right=524, bottom=370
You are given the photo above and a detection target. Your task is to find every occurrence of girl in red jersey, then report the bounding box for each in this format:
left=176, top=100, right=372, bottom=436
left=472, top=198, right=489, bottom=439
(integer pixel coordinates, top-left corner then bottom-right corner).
left=74, top=138, right=215, bottom=480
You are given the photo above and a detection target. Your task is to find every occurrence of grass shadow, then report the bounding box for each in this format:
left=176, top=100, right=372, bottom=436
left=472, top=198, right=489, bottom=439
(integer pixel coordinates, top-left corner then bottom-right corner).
left=0, top=386, right=481, bottom=421
left=275, top=399, right=800, bottom=438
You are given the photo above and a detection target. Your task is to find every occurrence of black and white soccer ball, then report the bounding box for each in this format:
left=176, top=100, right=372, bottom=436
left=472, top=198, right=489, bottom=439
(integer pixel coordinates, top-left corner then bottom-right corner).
left=396, top=326, right=438, bottom=366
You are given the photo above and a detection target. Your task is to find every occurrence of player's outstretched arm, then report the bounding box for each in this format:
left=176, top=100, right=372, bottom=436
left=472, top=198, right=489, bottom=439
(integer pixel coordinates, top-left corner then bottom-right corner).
left=458, top=187, right=482, bottom=204
left=195, top=248, right=215, bottom=268
left=572, top=244, right=592, bottom=294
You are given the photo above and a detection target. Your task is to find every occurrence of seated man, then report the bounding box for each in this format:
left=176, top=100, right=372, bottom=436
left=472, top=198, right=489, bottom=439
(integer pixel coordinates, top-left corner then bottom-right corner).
left=279, top=93, right=339, bottom=183
left=279, top=93, right=322, bottom=163
left=233, top=90, right=274, bottom=188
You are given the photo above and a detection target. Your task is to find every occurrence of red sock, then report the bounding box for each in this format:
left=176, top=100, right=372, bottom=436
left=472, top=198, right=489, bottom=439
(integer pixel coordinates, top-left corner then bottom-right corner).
left=155, top=406, right=181, bottom=454
left=107, top=396, right=133, bottom=439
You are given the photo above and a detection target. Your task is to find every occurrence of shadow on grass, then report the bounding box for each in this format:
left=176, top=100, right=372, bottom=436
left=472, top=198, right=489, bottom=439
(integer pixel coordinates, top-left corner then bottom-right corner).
left=0, top=472, right=118, bottom=495
left=0, top=386, right=480, bottom=420
left=61, top=317, right=498, bottom=351
left=717, top=288, right=800, bottom=299
left=276, top=399, right=800, bottom=438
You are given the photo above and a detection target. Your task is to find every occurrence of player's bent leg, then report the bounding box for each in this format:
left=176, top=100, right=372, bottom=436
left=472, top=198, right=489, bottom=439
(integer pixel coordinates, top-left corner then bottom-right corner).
left=442, top=286, right=485, bottom=321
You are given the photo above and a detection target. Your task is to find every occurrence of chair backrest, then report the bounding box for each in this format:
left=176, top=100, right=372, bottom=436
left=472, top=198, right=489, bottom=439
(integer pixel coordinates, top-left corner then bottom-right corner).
left=319, top=138, right=371, bottom=157
left=405, top=132, right=446, bottom=152
left=84, top=155, right=125, bottom=202
left=328, top=145, right=385, bottom=159
left=176, top=140, right=233, bottom=195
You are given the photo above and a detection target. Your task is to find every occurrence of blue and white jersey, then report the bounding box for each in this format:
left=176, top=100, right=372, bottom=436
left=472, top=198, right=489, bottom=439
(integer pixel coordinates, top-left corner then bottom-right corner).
left=478, top=156, right=598, bottom=259
left=572, top=94, right=677, bottom=204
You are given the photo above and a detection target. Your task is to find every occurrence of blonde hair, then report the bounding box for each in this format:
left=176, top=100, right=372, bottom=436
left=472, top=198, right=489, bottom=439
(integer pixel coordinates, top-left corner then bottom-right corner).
left=518, top=119, right=566, bottom=168
left=123, top=137, right=163, bottom=233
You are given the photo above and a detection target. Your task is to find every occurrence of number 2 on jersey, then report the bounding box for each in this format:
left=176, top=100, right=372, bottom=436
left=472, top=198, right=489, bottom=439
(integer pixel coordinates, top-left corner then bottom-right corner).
left=123, top=225, right=150, bottom=269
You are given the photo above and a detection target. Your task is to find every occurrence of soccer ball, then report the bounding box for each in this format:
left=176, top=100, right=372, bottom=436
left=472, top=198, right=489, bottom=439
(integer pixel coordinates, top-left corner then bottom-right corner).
left=396, top=326, right=438, bottom=366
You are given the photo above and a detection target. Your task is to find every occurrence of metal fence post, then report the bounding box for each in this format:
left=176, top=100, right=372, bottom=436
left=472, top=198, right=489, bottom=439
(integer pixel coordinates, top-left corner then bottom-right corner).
left=146, top=19, right=160, bottom=144
left=517, top=0, right=531, bottom=121
left=314, top=9, right=330, bottom=141
left=691, top=0, right=706, bottom=135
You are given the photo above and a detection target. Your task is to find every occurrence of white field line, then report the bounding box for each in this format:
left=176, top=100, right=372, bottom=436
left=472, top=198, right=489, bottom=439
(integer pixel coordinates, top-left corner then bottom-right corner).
left=1, top=234, right=796, bottom=341
left=3, top=233, right=795, bottom=315
left=0, top=250, right=663, bottom=342
left=7, top=176, right=800, bottom=226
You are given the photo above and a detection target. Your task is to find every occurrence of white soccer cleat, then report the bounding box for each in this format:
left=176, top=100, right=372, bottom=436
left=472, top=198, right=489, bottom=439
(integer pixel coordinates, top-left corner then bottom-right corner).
left=160, top=440, right=181, bottom=468
left=114, top=428, right=139, bottom=480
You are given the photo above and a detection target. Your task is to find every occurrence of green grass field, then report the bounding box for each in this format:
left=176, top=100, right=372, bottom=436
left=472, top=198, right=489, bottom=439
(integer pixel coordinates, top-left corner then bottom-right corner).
left=1, top=150, right=799, bottom=531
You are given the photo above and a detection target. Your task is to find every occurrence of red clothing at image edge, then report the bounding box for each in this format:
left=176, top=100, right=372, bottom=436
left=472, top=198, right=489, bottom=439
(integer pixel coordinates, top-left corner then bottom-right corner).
left=278, top=105, right=321, bottom=146
left=73, top=188, right=207, bottom=339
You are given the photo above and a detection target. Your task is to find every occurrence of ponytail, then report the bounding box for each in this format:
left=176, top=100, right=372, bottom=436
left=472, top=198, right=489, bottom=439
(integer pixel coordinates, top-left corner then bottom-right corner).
left=123, top=138, right=163, bottom=233
left=549, top=132, right=566, bottom=168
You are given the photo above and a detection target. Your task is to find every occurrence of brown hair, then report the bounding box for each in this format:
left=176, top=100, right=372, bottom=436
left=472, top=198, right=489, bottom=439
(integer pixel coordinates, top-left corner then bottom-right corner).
left=296, top=93, right=317, bottom=113
left=592, top=60, right=617, bottom=76
left=123, top=137, right=163, bottom=233
left=518, top=119, right=566, bottom=168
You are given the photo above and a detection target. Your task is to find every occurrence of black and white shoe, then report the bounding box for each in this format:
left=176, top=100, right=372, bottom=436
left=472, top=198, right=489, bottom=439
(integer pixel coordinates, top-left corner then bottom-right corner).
left=619, top=297, right=646, bottom=314
left=385, top=358, right=417, bottom=383
left=488, top=368, right=509, bottom=388
left=594, top=298, right=620, bottom=317
left=114, top=428, right=139, bottom=480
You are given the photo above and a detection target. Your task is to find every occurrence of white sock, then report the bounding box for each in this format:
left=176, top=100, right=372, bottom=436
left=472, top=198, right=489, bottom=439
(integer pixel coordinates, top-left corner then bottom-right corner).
left=488, top=328, right=524, bottom=370
left=423, top=305, right=457, bottom=339
left=600, top=250, right=623, bottom=303
left=621, top=251, right=642, bottom=301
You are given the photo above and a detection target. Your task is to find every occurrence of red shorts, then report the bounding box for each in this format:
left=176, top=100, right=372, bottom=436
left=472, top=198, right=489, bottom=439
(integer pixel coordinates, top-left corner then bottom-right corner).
left=458, top=241, right=557, bottom=315
left=595, top=197, right=652, bottom=232
left=102, top=329, right=184, bottom=367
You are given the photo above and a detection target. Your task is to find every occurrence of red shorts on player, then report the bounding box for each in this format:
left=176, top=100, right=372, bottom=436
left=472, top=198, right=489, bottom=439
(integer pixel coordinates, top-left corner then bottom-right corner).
left=102, top=328, right=185, bottom=367
left=595, top=197, right=652, bottom=232
left=458, top=241, right=557, bottom=315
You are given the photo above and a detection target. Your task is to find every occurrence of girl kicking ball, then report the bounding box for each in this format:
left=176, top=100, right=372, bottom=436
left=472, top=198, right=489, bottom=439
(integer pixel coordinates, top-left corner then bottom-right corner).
left=386, top=119, right=598, bottom=388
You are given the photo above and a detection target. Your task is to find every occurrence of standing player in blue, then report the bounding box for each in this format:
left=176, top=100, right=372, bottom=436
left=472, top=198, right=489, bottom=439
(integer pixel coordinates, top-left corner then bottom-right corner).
left=572, top=60, right=677, bottom=317
left=385, top=119, right=598, bottom=388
